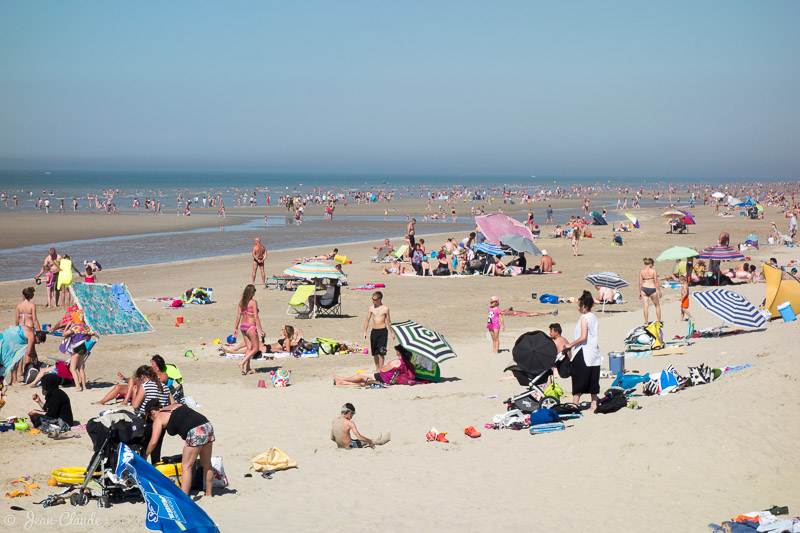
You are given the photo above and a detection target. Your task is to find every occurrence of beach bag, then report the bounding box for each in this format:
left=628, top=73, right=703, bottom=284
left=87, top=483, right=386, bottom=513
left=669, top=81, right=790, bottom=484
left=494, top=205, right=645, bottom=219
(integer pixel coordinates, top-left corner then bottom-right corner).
left=624, top=325, right=655, bottom=347
left=529, top=409, right=560, bottom=426
left=539, top=294, right=560, bottom=304
left=468, top=259, right=483, bottom=271
left=250, top=447, right=298, bottom=472
left=543, top=381, right=563, bottom=400
left=23, top=362, right=41, bottom=385
left=316, top=338, right=339, bottom=355
left=269, top=369, right=291, bottom=387
left=209, top=456, right=228, bottom=488
left=595, top=388, right=627, bottom=414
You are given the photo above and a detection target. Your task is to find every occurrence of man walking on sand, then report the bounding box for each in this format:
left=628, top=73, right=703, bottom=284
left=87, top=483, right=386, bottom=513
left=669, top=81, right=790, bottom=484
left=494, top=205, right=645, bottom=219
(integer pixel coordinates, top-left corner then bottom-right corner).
left=252, top=238, right=267, bottom=285
left=36, top=248, right=62, bottom=306
left=364, top=291, right=395, bottom=371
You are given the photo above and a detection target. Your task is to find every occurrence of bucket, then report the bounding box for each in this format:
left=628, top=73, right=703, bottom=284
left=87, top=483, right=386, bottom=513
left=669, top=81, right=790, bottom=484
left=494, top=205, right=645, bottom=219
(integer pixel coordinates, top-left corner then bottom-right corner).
left=778, top=302, right=797, bottom=322
left=257, top=379, right=267, bottom=388
left=176, top=317, right=184, bottom=324
left=608, top=351, right=625, bottom=376
left=768, top=237, right=775, bottom=244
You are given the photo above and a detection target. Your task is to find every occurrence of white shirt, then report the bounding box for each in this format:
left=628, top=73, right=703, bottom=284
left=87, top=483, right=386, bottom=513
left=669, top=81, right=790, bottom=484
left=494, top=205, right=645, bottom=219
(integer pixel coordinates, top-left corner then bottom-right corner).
left=790, top=215, right=797, bottom=231
left=573, top=312, right=601, bottom=367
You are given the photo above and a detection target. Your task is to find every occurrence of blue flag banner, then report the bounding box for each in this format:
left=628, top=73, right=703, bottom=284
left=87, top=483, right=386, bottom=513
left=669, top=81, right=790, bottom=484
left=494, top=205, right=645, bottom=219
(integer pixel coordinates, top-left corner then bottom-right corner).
left=116, top=444, right=219, bottom=533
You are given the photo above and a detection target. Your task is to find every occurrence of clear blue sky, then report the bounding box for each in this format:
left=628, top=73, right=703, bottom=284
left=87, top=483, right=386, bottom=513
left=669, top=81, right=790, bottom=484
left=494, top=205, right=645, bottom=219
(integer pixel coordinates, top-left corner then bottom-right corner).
left=1, top=1, right=798, bottom=178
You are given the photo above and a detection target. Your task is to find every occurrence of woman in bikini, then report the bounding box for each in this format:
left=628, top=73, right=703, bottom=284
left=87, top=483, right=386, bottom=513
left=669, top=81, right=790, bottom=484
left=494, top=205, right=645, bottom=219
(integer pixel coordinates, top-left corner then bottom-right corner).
left=233, top=284, right=265, bottom=375
left=638, top=257, right=662, bottom=324
left=15, top=287, right=41, bottom=332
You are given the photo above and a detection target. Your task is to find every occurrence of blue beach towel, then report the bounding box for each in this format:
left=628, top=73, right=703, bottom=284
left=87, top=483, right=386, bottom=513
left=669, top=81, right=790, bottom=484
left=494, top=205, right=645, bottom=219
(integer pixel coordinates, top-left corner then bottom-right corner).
left=112, top=283, right=136, bottom=312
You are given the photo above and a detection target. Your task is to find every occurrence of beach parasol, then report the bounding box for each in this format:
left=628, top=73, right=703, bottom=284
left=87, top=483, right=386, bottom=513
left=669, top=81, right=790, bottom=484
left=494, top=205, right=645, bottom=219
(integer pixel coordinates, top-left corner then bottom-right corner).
left=711, top=192, right=726, bottom=199
left=727, top=196, right=743, bottom=206
left=472, top=242, right=506, bottom=256
left=692, top=289, right=766, bottom=328
left=697, top=245, right=744, bottom=261
left=625, top=213, right=640, bottom=228
left=656, top=246, right=699, bottom=262
left=475, top=213, right=533, bottom=245
left=585, top=272, right=630, bottom=290
left=283, top=261, right=345, bottom=279
left=661, top=210, right=686, bottom=219
left=390, top=320, right=457, bottom=364
left=499, top=234, right=541, bottom=256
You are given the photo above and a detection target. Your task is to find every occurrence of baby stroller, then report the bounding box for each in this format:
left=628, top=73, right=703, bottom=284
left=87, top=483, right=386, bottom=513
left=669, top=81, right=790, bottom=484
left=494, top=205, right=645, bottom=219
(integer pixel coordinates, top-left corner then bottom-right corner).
left=504, top=331, right=569, bottom=413
left=69, top=410, right=145, bottom=508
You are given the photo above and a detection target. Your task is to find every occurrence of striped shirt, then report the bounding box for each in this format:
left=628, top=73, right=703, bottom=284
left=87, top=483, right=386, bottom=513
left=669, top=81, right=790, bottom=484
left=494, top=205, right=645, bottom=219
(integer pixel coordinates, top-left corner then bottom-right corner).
left=135, top=380, right=171, bottom=415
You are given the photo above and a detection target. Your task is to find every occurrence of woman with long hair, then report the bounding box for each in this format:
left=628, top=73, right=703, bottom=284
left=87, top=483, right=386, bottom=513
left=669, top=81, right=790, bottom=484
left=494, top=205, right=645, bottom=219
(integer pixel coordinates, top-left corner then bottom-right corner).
left=638, top=257, right=662, bottom=324
left=234, top=284, right=265, bottom=375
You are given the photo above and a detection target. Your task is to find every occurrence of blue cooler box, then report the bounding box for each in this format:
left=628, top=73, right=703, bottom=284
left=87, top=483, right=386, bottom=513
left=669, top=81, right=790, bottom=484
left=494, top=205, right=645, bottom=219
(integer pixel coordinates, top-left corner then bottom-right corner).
left=778, top=302, right=797, bottom=322
left=608, top=351, right=625, bottom=376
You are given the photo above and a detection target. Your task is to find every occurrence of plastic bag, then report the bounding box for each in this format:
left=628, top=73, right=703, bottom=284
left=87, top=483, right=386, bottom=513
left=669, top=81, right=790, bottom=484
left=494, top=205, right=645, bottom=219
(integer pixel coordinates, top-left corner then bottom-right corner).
left=210, top=456, right=228, bottom=488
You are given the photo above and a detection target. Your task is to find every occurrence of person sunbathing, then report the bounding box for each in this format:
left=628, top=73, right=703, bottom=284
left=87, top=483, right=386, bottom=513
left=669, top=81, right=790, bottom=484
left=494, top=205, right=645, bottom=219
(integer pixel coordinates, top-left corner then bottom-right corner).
left=382, top=259, right=401, bottom=275
left=333, top=345, right=416, bottom=386
left=593, top=286, right=615, bottom=304
left=92, top=355, right=176, bottom=406
left=486, top=255, right=507, bottom=276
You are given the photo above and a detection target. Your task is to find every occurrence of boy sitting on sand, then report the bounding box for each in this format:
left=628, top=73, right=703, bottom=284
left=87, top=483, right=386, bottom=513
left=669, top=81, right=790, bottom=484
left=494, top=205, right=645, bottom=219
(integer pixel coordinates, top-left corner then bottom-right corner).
left=331, top=403, right=390, bottom=449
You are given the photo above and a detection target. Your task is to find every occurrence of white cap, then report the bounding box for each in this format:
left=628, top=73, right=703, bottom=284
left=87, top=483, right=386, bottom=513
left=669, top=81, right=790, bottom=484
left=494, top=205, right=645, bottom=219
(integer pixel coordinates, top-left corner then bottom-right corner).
left=541, top=250, right=548, bottom=255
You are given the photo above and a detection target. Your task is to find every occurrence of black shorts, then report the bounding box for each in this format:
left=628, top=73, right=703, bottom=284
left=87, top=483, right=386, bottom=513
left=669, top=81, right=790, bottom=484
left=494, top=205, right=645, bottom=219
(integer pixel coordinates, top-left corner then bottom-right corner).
left=373, top=373, right=384, bottom=383
left=370, top=328, right=388, bottom=357
left=570, top=349, right=600, bottom=395
left=409, top=234, right=416, bottom=248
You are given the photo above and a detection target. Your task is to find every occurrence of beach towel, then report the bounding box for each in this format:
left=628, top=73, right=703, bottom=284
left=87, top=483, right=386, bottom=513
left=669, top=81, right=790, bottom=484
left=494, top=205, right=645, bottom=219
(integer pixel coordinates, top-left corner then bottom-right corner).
left=501, top=309, right=556, bottom=317
left=70, top=283, right=153, bottom=335
left=0, top=326, right=28, bottom=379
left=350, top=284, right=386, bottom=290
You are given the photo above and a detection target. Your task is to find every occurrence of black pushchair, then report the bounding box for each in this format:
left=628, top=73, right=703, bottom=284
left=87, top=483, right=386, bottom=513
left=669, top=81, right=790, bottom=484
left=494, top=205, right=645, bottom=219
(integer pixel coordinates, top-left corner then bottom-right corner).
left=69, top=410, right=145, bottom=508
left=504, top=331, right=569, bottom=413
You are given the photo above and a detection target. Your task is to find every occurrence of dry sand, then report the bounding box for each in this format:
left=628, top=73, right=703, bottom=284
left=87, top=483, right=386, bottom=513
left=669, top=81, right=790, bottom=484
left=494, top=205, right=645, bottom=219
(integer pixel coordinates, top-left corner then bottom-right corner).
left=0, top=200, right=798, bottom=532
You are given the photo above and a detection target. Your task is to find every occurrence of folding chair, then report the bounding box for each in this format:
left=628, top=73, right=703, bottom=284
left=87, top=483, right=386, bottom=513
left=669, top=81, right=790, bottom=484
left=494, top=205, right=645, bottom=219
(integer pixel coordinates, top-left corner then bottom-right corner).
left=386, top=244, right=408, bottom=262
left=286, top=284, right=316, bottom=318
left=371, top=247, right=391, bottom=262
left=314, top=286, right=342, bottom=317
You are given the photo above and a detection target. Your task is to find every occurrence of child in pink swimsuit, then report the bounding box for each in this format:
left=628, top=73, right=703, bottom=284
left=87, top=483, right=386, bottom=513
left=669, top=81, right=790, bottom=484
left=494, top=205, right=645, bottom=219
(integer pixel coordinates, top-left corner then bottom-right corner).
left=486, top=296, right=504, bottom=354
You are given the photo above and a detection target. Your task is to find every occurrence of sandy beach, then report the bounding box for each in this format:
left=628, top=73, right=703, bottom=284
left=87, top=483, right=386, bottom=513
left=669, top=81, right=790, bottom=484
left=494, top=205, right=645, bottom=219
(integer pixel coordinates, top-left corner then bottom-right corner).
left=0, top=198, right=798, bottom=532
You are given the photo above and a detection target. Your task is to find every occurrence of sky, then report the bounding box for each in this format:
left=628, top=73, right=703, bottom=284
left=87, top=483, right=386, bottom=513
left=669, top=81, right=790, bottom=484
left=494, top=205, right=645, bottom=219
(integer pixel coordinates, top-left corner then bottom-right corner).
left=1, top=1, right=798, bottom=178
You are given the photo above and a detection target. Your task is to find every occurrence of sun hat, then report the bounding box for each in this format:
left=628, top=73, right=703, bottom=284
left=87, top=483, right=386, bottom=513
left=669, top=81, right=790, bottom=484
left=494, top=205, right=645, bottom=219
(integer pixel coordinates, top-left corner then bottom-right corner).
left=490, top=296, right=499, bottom=302
left=541, top=250, right=548, bottom=255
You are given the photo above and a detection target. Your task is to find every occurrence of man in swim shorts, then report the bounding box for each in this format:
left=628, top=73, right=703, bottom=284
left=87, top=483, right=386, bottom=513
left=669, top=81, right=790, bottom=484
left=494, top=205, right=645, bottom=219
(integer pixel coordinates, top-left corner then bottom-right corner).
left=36, top=248, right=62, bottom=306
left=252, top=238, right=267, bottom=285
left=331, top=403, right=389, bottom=449
left=363, top=291, right=394, bottom=372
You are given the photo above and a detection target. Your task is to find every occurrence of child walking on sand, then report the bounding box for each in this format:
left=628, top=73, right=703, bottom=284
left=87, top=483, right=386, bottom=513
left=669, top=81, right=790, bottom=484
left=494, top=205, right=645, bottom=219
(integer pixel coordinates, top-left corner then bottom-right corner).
left=679, top=276, right=693, bottom=322
left=45, top=266, right=56, bottom=308
left=487, top=296, right=505, bottom=353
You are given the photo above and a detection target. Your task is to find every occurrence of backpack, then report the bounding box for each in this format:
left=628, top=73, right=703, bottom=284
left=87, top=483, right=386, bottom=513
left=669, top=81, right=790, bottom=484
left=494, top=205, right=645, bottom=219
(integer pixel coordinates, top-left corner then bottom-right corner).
left=594, top=387, right=628, bottom=414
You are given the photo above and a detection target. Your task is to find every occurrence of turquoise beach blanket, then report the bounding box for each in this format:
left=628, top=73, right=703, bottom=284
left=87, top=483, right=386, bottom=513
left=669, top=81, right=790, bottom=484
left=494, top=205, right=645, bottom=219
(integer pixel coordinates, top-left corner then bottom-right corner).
left=70, top=283, right=153, bottom=335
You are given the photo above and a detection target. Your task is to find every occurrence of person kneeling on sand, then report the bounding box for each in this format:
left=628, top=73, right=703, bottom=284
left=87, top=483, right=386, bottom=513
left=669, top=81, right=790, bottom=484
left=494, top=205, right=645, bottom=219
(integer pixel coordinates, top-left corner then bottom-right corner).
left=331, top=403, right=390, bottom=449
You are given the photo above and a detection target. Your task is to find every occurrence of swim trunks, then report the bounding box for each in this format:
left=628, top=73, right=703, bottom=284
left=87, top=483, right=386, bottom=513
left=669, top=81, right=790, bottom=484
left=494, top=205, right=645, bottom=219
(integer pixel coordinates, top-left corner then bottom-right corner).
left=680, top=296, right=689, bottom=309
left=370, top=328, right=388, bottom=357
left=254, top=258, right=264, bottom=266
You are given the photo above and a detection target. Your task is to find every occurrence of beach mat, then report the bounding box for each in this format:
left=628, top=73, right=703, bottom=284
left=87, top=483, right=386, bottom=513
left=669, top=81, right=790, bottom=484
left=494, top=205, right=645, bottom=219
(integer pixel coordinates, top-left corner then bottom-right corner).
left=625, top=347, right=686, bottom=359
left=70, top=283, right=153, bottom=335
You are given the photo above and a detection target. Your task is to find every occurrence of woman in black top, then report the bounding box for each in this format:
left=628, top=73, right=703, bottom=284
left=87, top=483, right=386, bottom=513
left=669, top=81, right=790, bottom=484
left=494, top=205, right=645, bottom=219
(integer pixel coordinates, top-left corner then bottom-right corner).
left=29, top=373, right=74, bottom=427
left=145, top=403, right=215, bottom=497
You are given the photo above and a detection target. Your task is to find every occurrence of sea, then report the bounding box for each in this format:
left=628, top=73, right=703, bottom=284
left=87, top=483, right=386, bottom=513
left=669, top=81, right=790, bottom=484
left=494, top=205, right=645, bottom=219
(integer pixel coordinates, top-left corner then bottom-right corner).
left=0, top=169, right=747, bottom=282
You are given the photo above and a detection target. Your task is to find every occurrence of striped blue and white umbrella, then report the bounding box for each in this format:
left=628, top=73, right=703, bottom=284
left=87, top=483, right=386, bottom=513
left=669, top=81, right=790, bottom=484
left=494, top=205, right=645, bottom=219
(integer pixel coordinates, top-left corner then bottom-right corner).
left=585, top=272, right=630, bottom=290
left=390, top=320, right=457, bottom=364
left=283, top=261, right=345, bottom=279
left=692, top=289, right=766, bottom=328
left=472, top=242, right=506, bottom=256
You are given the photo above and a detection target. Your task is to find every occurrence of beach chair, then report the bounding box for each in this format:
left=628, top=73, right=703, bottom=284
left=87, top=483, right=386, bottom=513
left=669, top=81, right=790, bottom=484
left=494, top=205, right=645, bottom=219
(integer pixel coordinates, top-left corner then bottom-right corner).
left=286, top=284, right=316, bottom=318
left=386, top=244, right=408, bottom=262
left=314, top=285, right=342, bottom=317
left=371, top=247, right=391, bottom=262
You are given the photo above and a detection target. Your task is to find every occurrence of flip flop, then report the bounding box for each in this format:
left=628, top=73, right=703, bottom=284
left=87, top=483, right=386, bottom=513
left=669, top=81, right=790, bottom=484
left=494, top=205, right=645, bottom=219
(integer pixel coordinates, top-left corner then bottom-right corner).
left=464, top=426, right=481, bottom=438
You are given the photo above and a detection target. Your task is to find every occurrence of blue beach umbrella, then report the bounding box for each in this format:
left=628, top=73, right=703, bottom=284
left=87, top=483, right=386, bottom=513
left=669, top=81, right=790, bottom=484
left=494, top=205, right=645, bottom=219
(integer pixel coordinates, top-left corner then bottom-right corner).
left=472, top=243, right=506, bottom=256
left=692, top=289, right=766, bottom=329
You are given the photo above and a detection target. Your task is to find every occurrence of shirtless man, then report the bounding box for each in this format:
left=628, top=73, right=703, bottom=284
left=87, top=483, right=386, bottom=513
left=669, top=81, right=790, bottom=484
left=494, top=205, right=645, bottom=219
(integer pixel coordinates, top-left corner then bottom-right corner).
left=549, top=323, right=569, bottom=354
left=373, top=239, right=393, bottom=252
left=364, top=291, right=395, bottom=371
left=594, top=285, right=614, bottom=304
left=252, top=238, right=267, bottom=285
left=407, top=219, right=416, bottom=248
left=539, top=250, right=556, bottom=273
left=36, top=248, right=62, bottom=306
left=330, top=403, right=389, bottom=449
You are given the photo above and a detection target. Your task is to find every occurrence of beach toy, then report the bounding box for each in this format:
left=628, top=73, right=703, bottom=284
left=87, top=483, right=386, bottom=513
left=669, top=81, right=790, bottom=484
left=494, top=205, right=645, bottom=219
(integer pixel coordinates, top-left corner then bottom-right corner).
left=257, top=379, right=266, bottom=389
left=177, top=317, right=184, bottom=324
left=184, top=350, right=194, bottom=358
left=226, top=335, right=236, bottom=344
left=363, top=347, right=369, bottom=354
left=14, top=419, right=29, bottom=431
left=174, top=322, right=180, bottom=327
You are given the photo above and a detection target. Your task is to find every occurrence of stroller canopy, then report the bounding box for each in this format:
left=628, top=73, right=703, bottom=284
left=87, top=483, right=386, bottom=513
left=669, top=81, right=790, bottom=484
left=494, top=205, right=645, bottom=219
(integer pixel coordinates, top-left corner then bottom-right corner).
left=510, top=331, right=558, bottom=382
